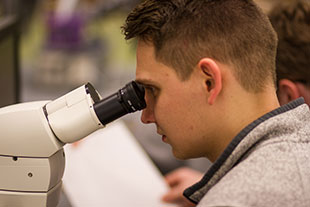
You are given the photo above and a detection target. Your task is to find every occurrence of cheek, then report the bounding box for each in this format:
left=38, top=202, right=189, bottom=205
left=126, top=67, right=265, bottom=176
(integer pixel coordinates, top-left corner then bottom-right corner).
left=169, top=102, right=204, bottom=141
left=153, top=96, right=176, bottom=128
left=157, top=100, right=195, bottom=133
left=156, top=89, right=198, bottom=124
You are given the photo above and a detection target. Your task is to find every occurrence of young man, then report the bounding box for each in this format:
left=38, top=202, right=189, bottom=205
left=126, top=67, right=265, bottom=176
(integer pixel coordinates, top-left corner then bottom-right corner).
left=122, top=0, right=310, bottom=206
left=159, top=1, right=310, bottom=206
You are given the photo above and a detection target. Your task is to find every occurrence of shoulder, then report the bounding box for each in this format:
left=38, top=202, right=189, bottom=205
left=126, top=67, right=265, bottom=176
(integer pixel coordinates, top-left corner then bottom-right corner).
left=198, top=140, right=310, bottom=207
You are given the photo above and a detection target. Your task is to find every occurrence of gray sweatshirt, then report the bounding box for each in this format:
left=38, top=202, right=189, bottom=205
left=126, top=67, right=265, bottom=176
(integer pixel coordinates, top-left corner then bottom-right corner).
left=184, top=98, right=310, bottom=207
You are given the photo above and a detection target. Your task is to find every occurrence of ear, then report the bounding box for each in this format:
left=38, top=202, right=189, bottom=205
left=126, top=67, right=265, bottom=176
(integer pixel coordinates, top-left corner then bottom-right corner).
left=198, top=58, right=222, bottom=105
left=277, top=79, right=300, bottom=105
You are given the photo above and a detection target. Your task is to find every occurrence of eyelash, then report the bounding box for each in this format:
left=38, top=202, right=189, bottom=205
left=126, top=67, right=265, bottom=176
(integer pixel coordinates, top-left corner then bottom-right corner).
left=145, top=86, right=157, bottom=96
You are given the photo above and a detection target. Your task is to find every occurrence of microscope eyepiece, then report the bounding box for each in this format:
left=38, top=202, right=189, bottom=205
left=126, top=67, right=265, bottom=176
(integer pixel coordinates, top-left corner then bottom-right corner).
left=119, top=81, right=146, bottom=112
left=93, top=81, right=146, bottom=125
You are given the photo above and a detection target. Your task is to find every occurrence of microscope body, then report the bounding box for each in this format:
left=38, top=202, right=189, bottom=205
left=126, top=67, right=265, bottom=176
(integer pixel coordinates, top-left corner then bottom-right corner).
left=0, top=84, right=104, bottom=207
left=0, top=81, right=145, bottom=207
left=0, top=101, right=64, bottom=207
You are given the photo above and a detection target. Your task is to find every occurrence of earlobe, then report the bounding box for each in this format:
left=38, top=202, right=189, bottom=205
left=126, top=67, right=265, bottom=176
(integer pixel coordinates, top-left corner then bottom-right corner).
left=198, top=58, right=222, bottom=105
left=277, top=79, right=300, bottom=105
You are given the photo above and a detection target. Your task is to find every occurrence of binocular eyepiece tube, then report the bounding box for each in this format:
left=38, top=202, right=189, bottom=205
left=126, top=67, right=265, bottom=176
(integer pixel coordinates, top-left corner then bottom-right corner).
left=91, top=81, right=146, bottom=126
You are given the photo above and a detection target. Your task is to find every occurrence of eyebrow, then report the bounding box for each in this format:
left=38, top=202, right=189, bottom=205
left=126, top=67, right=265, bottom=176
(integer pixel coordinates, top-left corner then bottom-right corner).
left=135, top=78, right=158, bottom=87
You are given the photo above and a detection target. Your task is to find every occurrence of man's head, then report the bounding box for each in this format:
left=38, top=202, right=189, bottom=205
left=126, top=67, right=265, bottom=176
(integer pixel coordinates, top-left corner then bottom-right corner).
left=123, top=0, right=278, bottom=92
left=123, top=0, right=279, bottom=161
left=269, top=0, right=310, bottom=105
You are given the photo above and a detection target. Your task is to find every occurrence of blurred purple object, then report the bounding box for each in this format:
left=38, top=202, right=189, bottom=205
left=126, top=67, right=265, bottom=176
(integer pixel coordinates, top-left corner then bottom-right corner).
left=46, top=13, right=84, bottom=51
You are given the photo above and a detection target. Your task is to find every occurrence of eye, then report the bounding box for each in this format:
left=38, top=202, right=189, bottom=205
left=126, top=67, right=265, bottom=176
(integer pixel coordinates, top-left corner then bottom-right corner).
left=145, top=85, right=158, bottom=97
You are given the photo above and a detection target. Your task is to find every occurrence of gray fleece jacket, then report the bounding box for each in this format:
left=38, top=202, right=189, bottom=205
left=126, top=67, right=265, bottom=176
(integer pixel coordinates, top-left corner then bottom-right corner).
left=184, top=98, right=310, bottom=207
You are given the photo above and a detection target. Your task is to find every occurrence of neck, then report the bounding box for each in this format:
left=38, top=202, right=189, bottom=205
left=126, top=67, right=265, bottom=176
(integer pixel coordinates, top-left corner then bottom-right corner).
left=208, top=85, right=280, bottom=162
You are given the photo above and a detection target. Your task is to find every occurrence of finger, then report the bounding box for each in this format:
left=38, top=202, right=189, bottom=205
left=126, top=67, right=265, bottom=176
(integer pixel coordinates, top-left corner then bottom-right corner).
left=164, top=168, right=186, bottom=186
left=162, top=186, right=184, bottom=203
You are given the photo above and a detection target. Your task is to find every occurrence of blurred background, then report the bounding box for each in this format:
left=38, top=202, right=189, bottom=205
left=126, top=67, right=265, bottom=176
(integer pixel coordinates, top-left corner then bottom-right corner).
left=0, top=0, right=285, bottom=184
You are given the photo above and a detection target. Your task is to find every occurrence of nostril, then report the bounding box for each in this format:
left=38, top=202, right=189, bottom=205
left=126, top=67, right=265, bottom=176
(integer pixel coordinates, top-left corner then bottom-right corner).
left=141, top=113, right=149, bottom=124
left=141, top=109, right=154, bottom=124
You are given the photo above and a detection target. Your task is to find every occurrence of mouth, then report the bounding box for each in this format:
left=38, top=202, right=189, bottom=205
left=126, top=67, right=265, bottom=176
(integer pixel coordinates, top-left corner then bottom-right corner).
left=161, top=135, right=168, bottom=143
left=157, top=129, right=168, bottom=143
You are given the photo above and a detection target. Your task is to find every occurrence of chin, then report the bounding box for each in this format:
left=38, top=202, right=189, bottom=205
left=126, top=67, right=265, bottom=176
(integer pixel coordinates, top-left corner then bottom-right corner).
left=172, top=149, right=203, bottom=160
left=172, top=150, right=193, bottom=160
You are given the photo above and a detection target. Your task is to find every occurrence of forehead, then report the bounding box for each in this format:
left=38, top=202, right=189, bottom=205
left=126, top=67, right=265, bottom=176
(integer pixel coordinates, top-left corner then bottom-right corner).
left=136, top=40, right=156, bottom=73
left=135, top=40, right=178, bottom=86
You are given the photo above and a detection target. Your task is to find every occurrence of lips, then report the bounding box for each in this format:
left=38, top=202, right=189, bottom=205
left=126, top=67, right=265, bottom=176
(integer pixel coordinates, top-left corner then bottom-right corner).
left=162, top=135, right=167, bottom=143
left=157, top=129, right=168, bottom=143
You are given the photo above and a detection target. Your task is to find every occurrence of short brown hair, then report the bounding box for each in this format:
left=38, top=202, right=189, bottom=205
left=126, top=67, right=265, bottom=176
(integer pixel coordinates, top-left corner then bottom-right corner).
left=122, top=0, right=278, bottom=92
left=269, top=0, right=310, bottom=84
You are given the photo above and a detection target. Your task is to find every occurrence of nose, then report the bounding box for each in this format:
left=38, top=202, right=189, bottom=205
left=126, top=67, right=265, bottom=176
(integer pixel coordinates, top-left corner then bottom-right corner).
left=141, top=96, right=155, bottom=124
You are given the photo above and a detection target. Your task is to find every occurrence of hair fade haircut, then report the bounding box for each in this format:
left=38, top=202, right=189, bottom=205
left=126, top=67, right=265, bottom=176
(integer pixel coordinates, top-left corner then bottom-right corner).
left=269, top=0, right=310, bottom=84
left=122, top=0, right=278, bottom=92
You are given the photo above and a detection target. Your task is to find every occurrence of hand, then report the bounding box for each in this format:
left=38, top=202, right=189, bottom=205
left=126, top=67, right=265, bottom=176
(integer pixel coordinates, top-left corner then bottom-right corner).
left=162, top=167, right=203, bottom=207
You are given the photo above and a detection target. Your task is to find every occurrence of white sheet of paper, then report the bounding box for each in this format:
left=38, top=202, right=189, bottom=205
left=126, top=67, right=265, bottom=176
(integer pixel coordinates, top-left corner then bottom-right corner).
left=62, top=120, right=177, bottom=207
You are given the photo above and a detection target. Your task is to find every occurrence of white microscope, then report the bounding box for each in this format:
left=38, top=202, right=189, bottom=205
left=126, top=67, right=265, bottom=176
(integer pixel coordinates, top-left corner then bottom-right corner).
left=0, top=81, right=146, bottom=207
